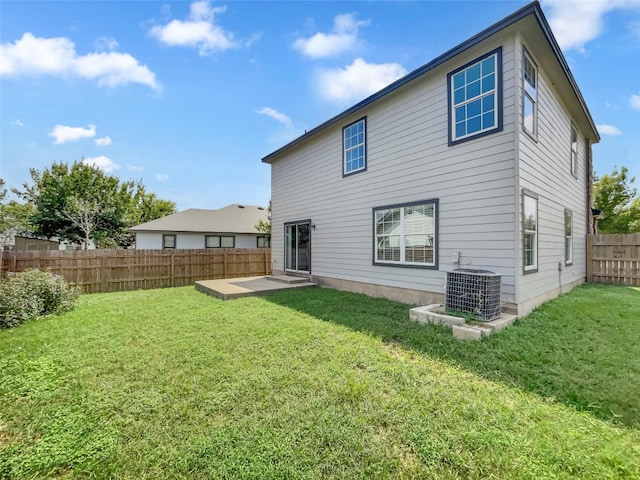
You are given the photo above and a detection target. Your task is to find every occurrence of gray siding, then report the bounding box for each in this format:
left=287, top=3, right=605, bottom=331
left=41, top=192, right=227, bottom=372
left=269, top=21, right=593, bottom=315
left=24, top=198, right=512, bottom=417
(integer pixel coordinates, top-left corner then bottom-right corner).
left=272, top=34, right=518, bottom=303
left=515, top=35, right=588, bottom=312
left=134, top=232, right=261, bottom=249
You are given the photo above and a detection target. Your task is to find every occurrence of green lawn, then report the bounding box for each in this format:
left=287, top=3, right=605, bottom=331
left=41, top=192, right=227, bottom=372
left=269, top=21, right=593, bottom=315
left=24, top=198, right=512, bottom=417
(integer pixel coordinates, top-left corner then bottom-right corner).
left=0, top=284, right=638, bottom=479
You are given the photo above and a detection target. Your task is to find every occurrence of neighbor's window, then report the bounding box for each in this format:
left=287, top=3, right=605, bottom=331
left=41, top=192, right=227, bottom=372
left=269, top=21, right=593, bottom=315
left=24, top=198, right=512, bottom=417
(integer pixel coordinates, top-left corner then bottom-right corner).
left=163, top=234, right=176, bottom=249
left=343, top=117, right=366, bottom=175
left=523, top=191, right=538, bottom=273
left=374, top=200, right=438, bottom=267
left=570, top=124, right=578, bottom=176
left=522, top=50, right=537, bottom=137
left=257, top=236, right=270, bottom=248
left=448, top=48, right=502, bottom=144
left=205, top=235, right=235, bottom=248
left=565, top=209, right=573, bottom=265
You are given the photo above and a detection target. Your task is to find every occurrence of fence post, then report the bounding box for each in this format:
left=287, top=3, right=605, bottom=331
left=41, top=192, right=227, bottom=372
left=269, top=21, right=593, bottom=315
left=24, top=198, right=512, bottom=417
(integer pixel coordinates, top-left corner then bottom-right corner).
left=586, top=234, right=593, bottom=282
left=170, top=252, right=175, bottom=287
left=264, top=250, right=269, bottom=275
left=223, top=252, right=228, bottom=278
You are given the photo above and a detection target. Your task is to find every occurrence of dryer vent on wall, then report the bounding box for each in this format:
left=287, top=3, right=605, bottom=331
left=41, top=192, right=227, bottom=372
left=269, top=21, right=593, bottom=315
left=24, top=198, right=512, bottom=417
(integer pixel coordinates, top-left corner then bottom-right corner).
left=445, top=269, right=502, bottom=321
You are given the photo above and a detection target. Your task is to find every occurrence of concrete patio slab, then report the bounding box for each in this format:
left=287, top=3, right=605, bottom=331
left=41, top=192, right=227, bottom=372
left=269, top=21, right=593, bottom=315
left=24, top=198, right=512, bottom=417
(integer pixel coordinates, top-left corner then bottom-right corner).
left=195, top=275, right=316, bottom=300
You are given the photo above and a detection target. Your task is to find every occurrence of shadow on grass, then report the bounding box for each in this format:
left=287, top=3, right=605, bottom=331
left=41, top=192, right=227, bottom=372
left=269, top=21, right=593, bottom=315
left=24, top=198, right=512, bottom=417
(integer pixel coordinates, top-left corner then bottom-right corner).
left=265, top=283, right=640, bottom=430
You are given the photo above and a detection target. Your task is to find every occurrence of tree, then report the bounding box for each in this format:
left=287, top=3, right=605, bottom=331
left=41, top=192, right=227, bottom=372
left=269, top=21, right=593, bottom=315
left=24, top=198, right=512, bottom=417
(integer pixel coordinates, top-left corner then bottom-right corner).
left=14, top=161, right=175, bottom=248
left=593, top=166, right=640, bottom=234
left=255, top=200, right=271, bottom=238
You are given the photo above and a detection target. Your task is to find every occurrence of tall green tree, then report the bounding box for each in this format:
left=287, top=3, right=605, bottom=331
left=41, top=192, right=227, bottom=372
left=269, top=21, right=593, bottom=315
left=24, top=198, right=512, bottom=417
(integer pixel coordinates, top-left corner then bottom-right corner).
left=593, top=166, right=640, bottom=234
left=14, top=162, right=175, bottom=248
left=255, top=200, right=271, bottom=238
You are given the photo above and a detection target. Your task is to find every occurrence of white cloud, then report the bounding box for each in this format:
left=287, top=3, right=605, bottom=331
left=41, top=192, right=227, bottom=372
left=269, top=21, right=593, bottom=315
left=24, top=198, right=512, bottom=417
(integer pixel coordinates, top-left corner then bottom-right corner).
left=94, top=36, right=118, bottom=52
left=149, top=1, right=237, bottom=55
left=95, top=136, right=112, bottom=146
left=83, top=156, right=121, bottom=172
left=12, top=119, right=24, bottom=127
left=597, top=124, right=623, bottom=136
left=127, top=164, right=144, bottom=171
left=156, top=173, right=170, bottom=181
left=256, top=107, right=292, bottom=126
left=318, top=58, right=407, bottom=103
left=294, top=13, right=370, bottom=58
left=0, top=32, right=159, bottom=90
left=49, top=124, right=96, bottom=144
left=630, top=94, right=640, bottom=110
left=543, top=0, right=640, bottom=52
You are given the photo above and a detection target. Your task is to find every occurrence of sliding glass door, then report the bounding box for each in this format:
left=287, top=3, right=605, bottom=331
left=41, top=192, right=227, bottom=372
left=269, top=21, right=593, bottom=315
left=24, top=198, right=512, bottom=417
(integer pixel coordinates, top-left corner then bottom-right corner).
left=285, top=221, right=310, bottom=273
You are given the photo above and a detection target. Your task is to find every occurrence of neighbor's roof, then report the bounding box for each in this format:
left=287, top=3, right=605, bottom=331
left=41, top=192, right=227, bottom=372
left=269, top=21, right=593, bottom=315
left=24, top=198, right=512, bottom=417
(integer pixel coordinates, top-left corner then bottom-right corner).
left=262, top=0, right=599, bottom=164
left=129, top=204, right=268, bottom=234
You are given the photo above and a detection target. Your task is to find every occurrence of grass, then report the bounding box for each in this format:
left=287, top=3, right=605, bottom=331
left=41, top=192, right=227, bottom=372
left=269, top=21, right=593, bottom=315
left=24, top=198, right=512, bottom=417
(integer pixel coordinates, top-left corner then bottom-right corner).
left=0, top=284, right=638, bottom=479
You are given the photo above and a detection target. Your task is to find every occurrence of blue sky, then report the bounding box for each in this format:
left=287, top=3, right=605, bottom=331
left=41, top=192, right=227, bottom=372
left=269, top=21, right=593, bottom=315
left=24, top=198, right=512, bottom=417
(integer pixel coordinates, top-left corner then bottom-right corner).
left=1, top=0, right=639, bottom=210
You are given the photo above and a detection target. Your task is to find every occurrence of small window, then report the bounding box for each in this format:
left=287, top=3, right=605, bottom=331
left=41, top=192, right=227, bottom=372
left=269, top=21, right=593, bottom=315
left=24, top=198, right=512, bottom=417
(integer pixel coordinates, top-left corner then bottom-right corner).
left=522, top=50, right=537, bottom=137
left=565, top=209, right=573, bottom=265
left=570, top=124, right=578, bottom=177
left=257, top=236, right=270, bottom=248
left=374, top=200, right=438, bottom=268
left=205, top=235, right=235, bottom=248
left=448, top=48, right=502, bottom=144
left=523, top=191, right=538, bottom=273
left=343, top=117, right=366, bottom=176
left=163, top=234, right=176, bottom=249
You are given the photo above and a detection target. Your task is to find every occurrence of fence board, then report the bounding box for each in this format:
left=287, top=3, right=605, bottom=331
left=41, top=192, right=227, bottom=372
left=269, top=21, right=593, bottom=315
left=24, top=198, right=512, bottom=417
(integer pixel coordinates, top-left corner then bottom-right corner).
left=1, top=248, right=271, bottom=294
left=587, top=234, right=640, bottom=286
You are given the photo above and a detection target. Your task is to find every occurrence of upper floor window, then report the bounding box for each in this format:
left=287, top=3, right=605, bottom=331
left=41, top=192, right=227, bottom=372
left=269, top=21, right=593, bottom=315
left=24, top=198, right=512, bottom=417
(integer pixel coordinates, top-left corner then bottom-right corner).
left=206, top=235, right=235, bottom=248
left=522, top=50, right=537, bottom=137
left=565, top=209, right=573, bottom=265
left=343, top=117, right=366, bottom=176
left=570, top=124, right=578, bottom=177
left=448, top=48, right=502, bottom=145
left=523, top=191, right=538, bottom=273
left=374, top=200, right=438, bottom=268
left=163, top=234, right=176, bottom=249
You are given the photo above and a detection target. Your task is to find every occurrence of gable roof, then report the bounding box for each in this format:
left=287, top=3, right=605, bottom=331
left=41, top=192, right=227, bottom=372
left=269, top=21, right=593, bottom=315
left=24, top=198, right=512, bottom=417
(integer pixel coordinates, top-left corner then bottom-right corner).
left=262, top=1, right=599, bottom=164
left=129, top=204, right=268, bottom=234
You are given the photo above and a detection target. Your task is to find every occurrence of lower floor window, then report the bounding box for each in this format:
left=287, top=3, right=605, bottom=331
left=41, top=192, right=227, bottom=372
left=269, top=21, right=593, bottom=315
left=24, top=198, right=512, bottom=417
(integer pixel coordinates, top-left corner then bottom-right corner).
left=523, top=191, right=538, bottom=272
left=257, top=236, right=270, bottom=248
left=163, top=234, right=176, bottom=249
left=565, top=209, right=573, bottom=265
left=374, top=200, right=438, bottom=267
left=206, top=235, right=235, bottom=248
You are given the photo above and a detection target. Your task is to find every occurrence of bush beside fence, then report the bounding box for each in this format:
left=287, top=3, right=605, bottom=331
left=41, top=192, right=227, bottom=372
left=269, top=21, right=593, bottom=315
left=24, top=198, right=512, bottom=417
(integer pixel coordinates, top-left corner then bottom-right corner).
left=1, top=248, right=272, bottom=294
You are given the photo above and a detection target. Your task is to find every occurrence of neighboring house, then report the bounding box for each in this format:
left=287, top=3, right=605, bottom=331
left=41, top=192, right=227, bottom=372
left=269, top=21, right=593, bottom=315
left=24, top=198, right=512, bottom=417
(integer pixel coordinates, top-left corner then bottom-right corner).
left=262, top=1, right=600, bottom=316
left=129, top=204, right=270, bottom=250
left=2, top=235, right=60, bottom=251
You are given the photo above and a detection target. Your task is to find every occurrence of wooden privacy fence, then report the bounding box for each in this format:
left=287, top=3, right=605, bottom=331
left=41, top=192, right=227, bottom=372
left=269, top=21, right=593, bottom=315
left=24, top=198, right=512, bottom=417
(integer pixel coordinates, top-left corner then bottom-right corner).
left=1, top=248, right=272, bottom=294
left=587, top=234, right=640, bottom=286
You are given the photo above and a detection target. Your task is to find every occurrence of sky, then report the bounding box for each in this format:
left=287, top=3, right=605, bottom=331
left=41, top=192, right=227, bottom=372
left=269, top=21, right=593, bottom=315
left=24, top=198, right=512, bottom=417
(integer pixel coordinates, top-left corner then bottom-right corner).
left=1, top=0, right=639, bottom=211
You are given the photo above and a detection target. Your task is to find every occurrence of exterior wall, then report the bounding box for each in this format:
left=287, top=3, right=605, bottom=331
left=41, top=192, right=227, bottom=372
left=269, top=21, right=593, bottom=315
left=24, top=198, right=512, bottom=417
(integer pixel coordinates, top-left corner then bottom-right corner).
left=514, top=35, right=589, bottom=315
left=271, top=33, right=519, bottom=305
left=134, top=232, right=262, bottom=249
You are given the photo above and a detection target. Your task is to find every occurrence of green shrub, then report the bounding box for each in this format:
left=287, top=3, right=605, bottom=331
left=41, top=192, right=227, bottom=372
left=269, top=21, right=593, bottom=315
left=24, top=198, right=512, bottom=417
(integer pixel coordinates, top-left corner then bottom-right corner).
left=0, top=270, right=82, bottom=328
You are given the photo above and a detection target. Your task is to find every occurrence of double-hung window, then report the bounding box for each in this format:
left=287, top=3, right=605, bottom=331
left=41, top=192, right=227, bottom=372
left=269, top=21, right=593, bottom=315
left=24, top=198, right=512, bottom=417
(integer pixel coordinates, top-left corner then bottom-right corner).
left=522, top=50, right=537, bottom=137
left=448, top=48, right=502, bottom=144
left=565, top=209, right=573, bottom=265
left=570, top=124, right=578, bottom=177
left=205, top=235, right=235, bottom=248
left=343, top=117, right=366, bottom=176
left=374, top=200, right=438, bottom=267
left=523, top=191, right=538, bottom=273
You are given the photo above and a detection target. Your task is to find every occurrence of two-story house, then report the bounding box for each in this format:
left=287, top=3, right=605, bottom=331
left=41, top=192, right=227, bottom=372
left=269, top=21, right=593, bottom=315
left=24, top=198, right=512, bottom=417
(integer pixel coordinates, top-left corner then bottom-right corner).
left=262, top=1, right=599, bottom=316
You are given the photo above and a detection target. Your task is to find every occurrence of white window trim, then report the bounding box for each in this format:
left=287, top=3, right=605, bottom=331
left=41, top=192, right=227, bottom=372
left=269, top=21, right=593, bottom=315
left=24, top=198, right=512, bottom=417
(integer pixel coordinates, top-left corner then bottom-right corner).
left=343, top=117, right=367, bottom=176
left=374, top=200, right=438, bottom=268
left=570, top=124, right=578, bottom=177
left=523, top=191, right=538, bottom=273
left=565, top=209, right=573, bottom=265
left=522, top=49, right=537, bottom=138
